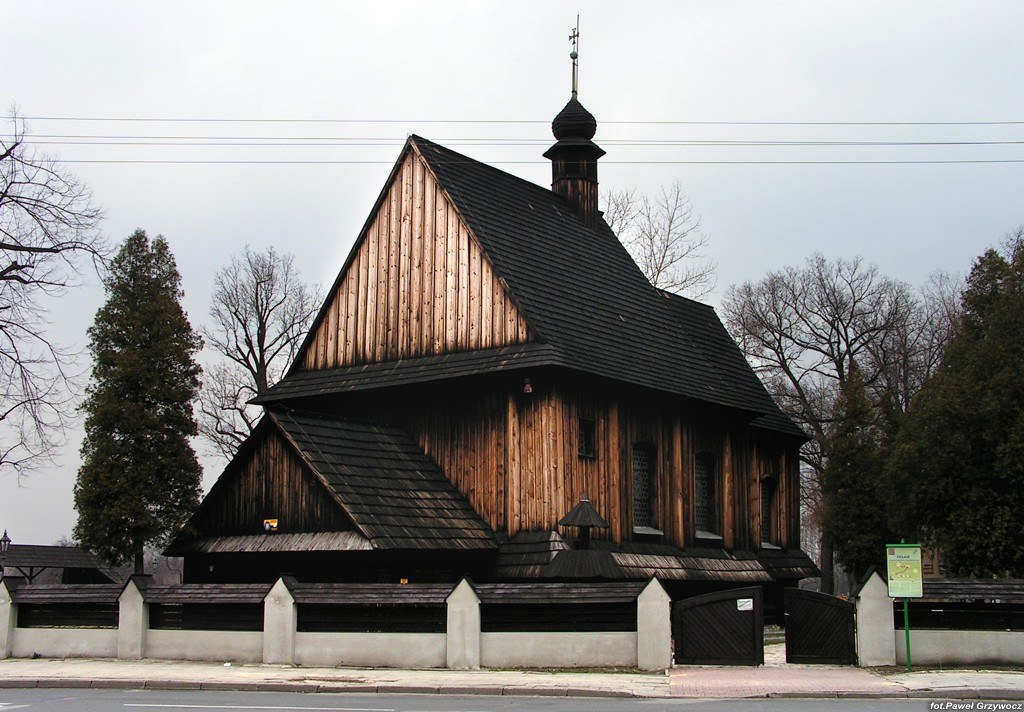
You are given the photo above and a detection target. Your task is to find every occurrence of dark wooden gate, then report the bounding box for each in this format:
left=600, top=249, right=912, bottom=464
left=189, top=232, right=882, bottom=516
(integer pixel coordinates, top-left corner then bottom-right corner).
left=673, top=586, right=764, bottom=665
left=784, top=588, right=856, bottom=664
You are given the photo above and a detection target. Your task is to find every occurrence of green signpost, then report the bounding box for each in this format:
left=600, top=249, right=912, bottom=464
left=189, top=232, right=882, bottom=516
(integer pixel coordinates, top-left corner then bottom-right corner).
left=886, top=543, right=923, bottom=671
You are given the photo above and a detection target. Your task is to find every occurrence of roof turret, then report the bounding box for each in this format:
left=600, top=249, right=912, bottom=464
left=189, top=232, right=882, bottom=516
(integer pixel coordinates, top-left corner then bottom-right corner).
left=552, top=97, right=597, bottom=141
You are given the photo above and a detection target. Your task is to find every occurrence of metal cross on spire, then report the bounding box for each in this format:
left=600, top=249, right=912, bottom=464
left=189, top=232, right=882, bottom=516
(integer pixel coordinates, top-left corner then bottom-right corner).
left=570, top=15, right=580, bottom=99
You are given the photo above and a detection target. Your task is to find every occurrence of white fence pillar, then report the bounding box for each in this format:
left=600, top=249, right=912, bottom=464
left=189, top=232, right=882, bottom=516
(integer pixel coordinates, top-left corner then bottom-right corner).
left=263, top=577, right=297, bottom=665
left=117, top=576, right=149, bottom=659
left=0, top=579, right=15, bottom=659
left=446, top=578, right=480, bottom=669
left=637, top=577, right=672, bottom=670
left=855, top=570, right=896, bottom=666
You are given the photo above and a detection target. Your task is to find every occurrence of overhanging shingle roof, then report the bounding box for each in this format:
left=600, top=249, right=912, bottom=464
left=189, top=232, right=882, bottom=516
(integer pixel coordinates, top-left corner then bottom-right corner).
left=255, top=343, right=560, bottom=404
left=2, top=545, right=105, bottom=570
left=262, top=137, right=803, bottom=438
left=415, top=137, right=803, bottom=437
left=270, top=410, right=496, bottom=551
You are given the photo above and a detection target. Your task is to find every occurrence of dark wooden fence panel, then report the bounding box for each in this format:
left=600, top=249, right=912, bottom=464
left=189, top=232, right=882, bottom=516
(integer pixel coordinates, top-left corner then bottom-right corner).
left=16, top=603, right=119, bottom=629
left=297, top=604, right=446, bottom=633
left=481, top=602, right=637, bottom=632
left=149, top=603, right=263, bottom=631
left=895, top=601, right=1024, bottom=631
left=785, top=588, right=856, bottom=665
left=673, top=587, right=763, bottom=665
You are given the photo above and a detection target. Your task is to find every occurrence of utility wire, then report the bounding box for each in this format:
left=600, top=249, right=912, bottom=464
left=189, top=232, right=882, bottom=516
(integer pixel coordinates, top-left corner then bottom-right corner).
left=13, top=115, right=1024, bottom=127
left=58, top=158, right=1024, bottom=165
left=22, top=138, right=1024, bottom=148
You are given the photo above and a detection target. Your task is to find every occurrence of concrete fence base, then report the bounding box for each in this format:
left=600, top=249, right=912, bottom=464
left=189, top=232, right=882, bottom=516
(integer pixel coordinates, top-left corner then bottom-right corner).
left=0, top=576, right=673, bottom=671
left=896, top=629, right=1024, bottom=667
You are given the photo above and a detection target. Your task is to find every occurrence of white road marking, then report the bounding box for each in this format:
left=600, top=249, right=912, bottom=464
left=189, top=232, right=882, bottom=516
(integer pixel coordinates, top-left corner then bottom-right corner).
left=123, top=705, right=394, bottom=712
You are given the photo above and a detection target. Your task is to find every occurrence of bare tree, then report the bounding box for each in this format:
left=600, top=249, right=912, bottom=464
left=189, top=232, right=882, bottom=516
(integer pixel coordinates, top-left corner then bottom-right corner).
left=604, top=182, right=716, bottom=298
left=199, top=246, right=321, bottom=459
left=1, top=111, right=105, bottom=474
left=868, top=270, right=962, bottom=416
left=722, top=254, right=917, bottom=592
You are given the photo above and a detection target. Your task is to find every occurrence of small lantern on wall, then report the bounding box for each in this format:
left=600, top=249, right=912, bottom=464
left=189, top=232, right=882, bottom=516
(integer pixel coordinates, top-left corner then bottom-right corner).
left=263, top=519, right=279, bottom=532
left=523, top=377, right=533, bottom=395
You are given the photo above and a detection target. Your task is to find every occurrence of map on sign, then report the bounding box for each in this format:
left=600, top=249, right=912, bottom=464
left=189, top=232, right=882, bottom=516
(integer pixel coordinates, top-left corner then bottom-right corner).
left=886, top=544, right=923, bottom=598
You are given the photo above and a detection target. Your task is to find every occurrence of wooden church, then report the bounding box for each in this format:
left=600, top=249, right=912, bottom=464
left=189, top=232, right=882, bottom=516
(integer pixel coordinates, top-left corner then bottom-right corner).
left=168, top=76, right=817, bottom=602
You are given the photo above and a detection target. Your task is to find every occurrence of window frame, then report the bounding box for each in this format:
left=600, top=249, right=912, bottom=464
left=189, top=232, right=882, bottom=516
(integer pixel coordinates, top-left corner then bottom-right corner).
left=577, top=417, right=597, bottom=459
left=631, top=442, right=661, bottom=535
left=760, top=471, right=779, bottom=547
left=694, top=452, right=720, bottom=539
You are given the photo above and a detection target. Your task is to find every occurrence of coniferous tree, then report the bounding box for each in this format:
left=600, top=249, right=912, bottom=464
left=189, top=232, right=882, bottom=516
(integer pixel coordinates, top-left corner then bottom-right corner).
left=74, top=230, right=203, bottom=574
left=821, top=364, right=895, bottom=582
left=887, top=230, right=1024, bottom=576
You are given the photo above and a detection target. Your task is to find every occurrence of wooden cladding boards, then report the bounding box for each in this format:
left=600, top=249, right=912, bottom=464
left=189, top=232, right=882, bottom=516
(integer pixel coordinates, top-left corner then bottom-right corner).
left=194, top=428, right=354, bottom=536
left=406, top=389, right=509, bottom=533
left=381, top=379, right=796, bottom=552
left=301, top=151, right=531, bottom=371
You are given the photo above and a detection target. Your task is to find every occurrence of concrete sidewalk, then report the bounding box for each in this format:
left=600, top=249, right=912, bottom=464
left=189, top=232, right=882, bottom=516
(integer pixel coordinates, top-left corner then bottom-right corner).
left=1, top=656, right=1023, bottom=699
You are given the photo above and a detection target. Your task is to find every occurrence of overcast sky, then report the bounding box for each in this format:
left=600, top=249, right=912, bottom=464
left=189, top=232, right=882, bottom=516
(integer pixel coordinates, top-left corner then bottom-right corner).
left=2, top=1, right=1022, bottom=547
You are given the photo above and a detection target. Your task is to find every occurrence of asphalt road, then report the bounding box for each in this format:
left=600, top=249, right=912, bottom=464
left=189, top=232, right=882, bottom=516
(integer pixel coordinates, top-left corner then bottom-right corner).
left=0, top=689, right=979, bottom=712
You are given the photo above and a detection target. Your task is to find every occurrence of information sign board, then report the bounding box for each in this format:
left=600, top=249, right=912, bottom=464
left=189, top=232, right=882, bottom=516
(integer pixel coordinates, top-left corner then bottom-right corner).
left=886, top=543, right=923, bottom=598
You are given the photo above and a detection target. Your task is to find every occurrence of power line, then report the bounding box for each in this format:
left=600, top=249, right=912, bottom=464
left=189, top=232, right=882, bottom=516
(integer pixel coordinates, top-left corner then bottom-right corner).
left=22, top=138, right=1024, bottom=148
left=58, top=158, right=1024, bottom=165
left=13, top=115, right=1024, bottom=127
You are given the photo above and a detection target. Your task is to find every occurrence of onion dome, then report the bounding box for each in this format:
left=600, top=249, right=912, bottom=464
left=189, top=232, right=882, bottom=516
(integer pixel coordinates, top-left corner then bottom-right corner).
left=551, top=97, right=598, bottom=141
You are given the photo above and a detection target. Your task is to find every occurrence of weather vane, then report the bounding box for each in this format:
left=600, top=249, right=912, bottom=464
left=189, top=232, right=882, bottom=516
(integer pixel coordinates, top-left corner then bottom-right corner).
left=570, top=15, right=580, bottom=99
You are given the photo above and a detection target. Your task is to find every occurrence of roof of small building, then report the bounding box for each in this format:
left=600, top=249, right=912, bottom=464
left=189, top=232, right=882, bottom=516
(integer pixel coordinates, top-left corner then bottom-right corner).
left=492, top=531, right=818, bottom=582
left=1, top=544, right=118, bottom=583
left=168, top=410, right=497, bottom=556
left=269, top=410, right=496, bottom=551
left=260, top=136, right=803, bottom=438
left=557, top=496, right=609, bottom=529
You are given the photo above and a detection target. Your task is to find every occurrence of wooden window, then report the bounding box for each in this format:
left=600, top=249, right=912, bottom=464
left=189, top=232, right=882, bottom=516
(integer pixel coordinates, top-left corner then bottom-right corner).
left=695, top=453, right=718, bottom=536
left=760, top=473, right=776, bottom=544
left=632, top=444, right=656, bottom=530
left=578, top=418, right=597, bottom=458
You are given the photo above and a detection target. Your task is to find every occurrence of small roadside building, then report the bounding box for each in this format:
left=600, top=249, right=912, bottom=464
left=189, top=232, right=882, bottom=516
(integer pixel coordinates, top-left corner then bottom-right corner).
left=0, top=541, right=115, bottom=584
left=168, top=87, right=817, bottom=608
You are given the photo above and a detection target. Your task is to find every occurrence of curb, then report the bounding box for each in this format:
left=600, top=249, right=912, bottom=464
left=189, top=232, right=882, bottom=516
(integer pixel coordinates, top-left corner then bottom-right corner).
left=0, top=677, right=1021, bottom=700
left=5, top=679, right=639, bottom=698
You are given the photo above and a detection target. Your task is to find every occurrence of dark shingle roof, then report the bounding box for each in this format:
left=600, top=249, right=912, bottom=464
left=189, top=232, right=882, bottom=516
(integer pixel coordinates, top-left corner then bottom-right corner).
left=270, top=410, right=496, bottom=551
left=493, top=531, right=569, bottom=579
left=2, top=544, right=103, bottom=569
left=263, top=137, right=801, bottom=437
left=166, top=531, right=372, bottom=555
left=256, top=343, right=560, bottom=404
left=414, top=136, right=802, bottom=437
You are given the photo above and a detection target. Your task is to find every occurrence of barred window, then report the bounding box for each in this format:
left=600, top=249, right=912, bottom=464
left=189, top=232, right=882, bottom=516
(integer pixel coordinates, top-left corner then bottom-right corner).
left=578, top=418, right=597, bottom=458
left=632, top=444, right=655, bottom=528
left=760, top=474, right=775, bottom=543
left=695, top=453, right=717, bottom=535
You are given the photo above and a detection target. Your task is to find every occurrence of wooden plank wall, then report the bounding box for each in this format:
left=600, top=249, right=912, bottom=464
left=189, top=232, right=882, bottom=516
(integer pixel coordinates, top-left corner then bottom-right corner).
left=508, top=387, right=623, bottom=542
left=406, top=389, right=509, bottom=532
left=195, top=429, right=354, bottom=535
left=301, top=151, right=531, bottom=371
left=747, top=438, right=797, bottom=550
left=391, top=380, right=797, bottom=553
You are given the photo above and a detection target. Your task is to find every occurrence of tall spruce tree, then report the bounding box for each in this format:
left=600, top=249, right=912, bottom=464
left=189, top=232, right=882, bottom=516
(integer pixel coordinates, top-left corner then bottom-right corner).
left=74, top=230, right=203, bottom=573
left=887, top=230, right=1024, bottom=576
left=821, top=364, right=895, bottom=582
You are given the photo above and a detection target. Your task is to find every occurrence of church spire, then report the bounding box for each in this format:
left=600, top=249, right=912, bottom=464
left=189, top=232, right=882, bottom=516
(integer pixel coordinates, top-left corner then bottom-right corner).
left=570, top=17, right=579, bottom=100
left=544, top=18, right=605, bottom=228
